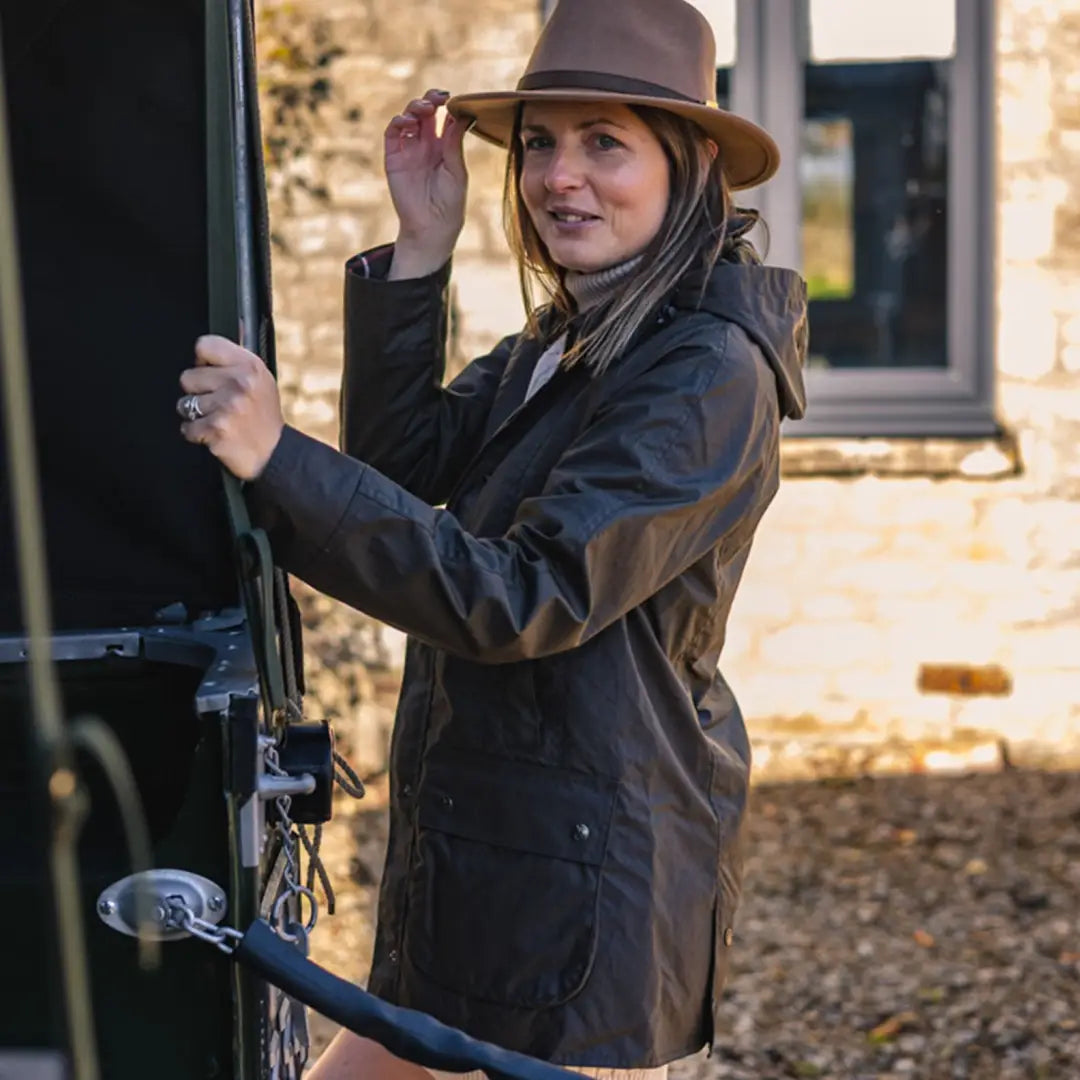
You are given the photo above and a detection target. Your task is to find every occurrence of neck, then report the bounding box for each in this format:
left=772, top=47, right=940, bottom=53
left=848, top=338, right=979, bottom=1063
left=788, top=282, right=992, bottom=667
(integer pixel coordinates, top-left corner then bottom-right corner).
left=564, top=255, right=644, bottom=312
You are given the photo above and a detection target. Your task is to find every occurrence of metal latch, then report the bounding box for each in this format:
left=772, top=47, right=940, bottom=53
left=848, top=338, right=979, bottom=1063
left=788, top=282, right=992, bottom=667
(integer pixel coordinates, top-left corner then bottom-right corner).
left=96, top=869, right=228, bottom=940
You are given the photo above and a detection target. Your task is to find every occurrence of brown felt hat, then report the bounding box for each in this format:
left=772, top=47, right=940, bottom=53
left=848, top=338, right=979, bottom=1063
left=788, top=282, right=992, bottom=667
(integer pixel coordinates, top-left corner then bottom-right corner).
left=446, top=0, right=779, bottom=191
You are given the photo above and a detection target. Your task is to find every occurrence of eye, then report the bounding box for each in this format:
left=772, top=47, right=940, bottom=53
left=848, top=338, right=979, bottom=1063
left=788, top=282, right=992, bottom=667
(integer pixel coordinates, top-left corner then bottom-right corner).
left=522, top=134, right=554, bottom=152
left=594, top=132, right=623, bottom=151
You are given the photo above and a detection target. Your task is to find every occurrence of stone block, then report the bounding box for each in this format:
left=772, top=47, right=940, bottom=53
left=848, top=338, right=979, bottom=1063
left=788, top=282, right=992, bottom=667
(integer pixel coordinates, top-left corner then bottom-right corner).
left=277, top=211, right=369, bottom=258
left=977, top=566, right=1080, bottom=624
left=997, top=269, right=1060, bottom=379
left=1004, top=627, right=1080, bottom=670
left=450, top=257, right=525, bottom=349
left=1062, top=346, right=1080, bottom=373
left=999, top=183, right=1061, bottom=261
left=799, top=592, right=861, bottom=621
left=825, top=558, right=945, bottom=598
left=879, top=692, right=955, bottom=741
left=729, top=582, right=795, bottom=623
left=1024, top=498, right=1080, bottom=567
left=828, top=664, right=922, bottom=705
left=323, top=161, right=391, bottom=209
left=998, top=58, right=1053, bottom=162
left=881, top=617, right=1004, bottom=671
left=918, top=741, right=1003, bottom=775
left=977, top=496, right=1036, bottom=563
left=733, top=670, right=832, bottom=721
left=801, top=529, right=886, bottom=563
left=952, top=679, right=1079, bottom=748
left=744, top=521, right=802, bottom=569
left=758, top=621, right=888, bottom=672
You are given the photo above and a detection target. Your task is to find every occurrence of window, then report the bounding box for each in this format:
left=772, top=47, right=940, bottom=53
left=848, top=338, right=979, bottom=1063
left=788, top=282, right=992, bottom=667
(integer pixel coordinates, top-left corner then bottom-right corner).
left=731, top=0, right=995, bottom=436
left=686, top=0, right=736, bottom=107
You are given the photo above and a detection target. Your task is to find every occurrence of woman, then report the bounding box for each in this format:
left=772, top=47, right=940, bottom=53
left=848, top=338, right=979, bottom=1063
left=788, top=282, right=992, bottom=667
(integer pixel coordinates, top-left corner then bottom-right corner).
left=178, top=0, right=807, bottom=1076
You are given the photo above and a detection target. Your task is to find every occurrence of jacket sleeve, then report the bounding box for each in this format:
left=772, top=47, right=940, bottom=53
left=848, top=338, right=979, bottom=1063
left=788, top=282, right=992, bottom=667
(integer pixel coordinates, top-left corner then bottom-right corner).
left=250, top=325, right=781, bottom=664
left=340, top=245, right=515, bottom=505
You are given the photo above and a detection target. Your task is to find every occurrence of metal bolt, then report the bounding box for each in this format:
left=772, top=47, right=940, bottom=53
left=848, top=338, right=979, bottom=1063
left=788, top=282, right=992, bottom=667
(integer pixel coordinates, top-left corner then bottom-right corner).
left=208, top=894, right=226, bottom=913
left=98, top=898, right=117, bottom=917
left=573, top=823, right=591, bottom=842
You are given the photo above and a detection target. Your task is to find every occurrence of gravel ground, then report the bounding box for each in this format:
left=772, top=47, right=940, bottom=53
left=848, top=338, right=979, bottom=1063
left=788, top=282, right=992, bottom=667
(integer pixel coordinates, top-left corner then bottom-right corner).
left=305, top=768, right=1080, bottom=1080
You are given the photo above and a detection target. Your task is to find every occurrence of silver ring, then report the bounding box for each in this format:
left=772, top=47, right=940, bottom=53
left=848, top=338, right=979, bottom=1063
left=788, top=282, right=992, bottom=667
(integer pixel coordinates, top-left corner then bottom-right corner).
left=178, top=394, right=204, bottom=422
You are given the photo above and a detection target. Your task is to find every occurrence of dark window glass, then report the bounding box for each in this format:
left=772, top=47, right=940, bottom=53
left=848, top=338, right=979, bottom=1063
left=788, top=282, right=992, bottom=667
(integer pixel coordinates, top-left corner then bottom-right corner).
left=802, top=61, right=950, bottom=369
left=715, top=68, right=730, bottom=111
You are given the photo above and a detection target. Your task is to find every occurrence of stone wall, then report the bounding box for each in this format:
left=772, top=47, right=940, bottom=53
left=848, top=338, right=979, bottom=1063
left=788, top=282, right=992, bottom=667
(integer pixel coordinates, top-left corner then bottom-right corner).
left=256, top=0, right=1080, bottom=782
left=258, top=0, right=535, bottom=433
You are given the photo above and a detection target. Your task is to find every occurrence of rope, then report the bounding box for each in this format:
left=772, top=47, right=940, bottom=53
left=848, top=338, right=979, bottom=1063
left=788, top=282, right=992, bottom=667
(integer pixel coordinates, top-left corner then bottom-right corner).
left=299, top=822, right=335, bottom=915
left=334, top=751, right=367, bottom=799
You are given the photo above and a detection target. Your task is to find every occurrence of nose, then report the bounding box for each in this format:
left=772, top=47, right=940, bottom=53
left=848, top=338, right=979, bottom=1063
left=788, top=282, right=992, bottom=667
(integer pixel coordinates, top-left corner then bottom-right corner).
left=544, top=143, right=585, bottom=193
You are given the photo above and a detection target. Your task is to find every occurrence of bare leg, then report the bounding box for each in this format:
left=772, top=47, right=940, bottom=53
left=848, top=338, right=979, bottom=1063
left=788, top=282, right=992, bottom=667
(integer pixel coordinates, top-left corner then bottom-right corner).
left=305, top=1030, right=437, bottom=1080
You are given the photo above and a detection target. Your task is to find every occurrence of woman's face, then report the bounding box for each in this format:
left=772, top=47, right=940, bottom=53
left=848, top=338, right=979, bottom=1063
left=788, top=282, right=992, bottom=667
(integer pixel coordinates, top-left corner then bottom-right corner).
left=518, top=101, right=670, bottom=273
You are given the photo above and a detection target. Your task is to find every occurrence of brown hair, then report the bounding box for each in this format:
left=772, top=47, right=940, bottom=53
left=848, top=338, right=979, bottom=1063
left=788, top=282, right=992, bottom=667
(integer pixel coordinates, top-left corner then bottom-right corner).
left=503, top=104, right=762, bottom=374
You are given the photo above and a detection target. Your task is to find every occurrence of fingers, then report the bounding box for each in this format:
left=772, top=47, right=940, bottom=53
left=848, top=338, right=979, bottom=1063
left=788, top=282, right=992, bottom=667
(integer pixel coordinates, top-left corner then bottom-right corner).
left=385, top=89, right=451, bottom=143
left=441, top=112, right=473, bottom=174
left=179, top=365, right=225, bottom=395
left=194, top=334, right=261, bottom=369
left=176, top=385, right=231, bottom=421
left=181, top=337, right=269, bottom=413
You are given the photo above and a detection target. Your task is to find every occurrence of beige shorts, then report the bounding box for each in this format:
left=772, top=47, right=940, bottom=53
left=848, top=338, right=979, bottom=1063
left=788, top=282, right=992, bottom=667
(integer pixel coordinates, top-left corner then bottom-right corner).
left=426, top=1068, right=669, bottom=1080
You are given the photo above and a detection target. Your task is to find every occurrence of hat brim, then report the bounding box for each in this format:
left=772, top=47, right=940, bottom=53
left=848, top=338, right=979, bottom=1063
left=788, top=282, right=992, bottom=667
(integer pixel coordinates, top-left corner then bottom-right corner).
left=446, top=89, right=779, bottom=191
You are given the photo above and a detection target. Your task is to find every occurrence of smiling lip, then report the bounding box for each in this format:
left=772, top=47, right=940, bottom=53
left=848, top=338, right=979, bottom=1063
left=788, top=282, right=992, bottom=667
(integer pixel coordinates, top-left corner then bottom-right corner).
left=547, top=208, right=601, bottom=236
left=547, top=207, right=601, bottom=225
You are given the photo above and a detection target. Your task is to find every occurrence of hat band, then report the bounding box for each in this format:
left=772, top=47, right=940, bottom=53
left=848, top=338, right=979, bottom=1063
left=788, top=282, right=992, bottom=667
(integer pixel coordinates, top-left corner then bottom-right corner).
left=517, top=69, right=707, bottom=106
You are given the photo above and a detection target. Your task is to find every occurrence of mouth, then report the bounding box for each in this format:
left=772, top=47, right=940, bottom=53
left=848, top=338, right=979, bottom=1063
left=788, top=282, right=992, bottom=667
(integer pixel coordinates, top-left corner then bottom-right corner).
left=547, top=208, right=601, bottom=225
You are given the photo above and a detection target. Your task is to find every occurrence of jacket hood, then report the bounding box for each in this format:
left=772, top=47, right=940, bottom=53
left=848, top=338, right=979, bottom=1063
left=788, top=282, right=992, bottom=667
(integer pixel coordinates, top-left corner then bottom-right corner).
left=675, top=262, right=808, bottom=420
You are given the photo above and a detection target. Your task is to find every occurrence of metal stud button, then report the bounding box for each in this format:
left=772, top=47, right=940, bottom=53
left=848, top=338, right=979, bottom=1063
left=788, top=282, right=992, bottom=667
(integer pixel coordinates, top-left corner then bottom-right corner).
left=723, top=927, right=734, bottom=947
left=573, top=823, right=590, bottom=842
left=440, top=794, right=454, bottom=811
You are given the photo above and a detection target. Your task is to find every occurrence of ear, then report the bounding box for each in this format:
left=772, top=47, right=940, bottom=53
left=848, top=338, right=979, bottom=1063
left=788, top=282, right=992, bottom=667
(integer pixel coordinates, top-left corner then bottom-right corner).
left=706, top=139, right=720, bottom=161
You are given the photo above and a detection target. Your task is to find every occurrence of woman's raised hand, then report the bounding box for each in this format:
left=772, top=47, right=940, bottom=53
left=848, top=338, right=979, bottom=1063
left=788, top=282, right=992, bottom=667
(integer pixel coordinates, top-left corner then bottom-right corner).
left=385, top=89, right=471, bottom=279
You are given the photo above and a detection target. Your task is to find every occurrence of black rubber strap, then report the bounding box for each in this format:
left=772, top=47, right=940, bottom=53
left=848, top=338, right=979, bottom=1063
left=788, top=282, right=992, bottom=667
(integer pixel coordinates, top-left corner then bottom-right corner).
left=235, top=921, right=583, bottom=1080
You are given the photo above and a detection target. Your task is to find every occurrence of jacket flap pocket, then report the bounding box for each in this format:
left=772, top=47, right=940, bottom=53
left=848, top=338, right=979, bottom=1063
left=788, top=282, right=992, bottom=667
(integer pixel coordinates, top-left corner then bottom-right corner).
left=417, top=753, right=617, bottom=867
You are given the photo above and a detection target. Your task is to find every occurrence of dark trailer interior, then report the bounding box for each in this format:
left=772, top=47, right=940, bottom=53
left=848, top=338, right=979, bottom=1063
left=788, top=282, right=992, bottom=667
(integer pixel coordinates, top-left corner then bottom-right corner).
left=0, top=6, right=599, bottom=1080
left=0, top=1, right=277, bottom=1076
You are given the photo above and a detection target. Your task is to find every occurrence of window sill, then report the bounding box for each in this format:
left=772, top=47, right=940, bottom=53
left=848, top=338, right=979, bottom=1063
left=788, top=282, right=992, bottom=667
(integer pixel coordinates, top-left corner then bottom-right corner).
left=779, top=432, right=1022, bottom=480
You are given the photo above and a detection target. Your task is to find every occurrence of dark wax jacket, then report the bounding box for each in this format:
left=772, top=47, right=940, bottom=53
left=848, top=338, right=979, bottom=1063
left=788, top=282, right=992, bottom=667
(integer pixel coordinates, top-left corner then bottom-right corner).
left=249, top=246, right=807, bottom=1067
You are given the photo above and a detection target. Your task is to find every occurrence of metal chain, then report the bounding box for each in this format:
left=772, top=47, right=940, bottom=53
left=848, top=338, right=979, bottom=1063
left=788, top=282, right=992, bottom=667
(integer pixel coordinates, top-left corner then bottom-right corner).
left=265, top=745, right=318, bottom=944
left=169, top=900, right=245, bottom=956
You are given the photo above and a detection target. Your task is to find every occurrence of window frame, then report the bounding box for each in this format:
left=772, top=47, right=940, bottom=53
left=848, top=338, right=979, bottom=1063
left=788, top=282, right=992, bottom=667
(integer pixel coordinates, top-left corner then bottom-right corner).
left=733, top=0, right=997, bottom=437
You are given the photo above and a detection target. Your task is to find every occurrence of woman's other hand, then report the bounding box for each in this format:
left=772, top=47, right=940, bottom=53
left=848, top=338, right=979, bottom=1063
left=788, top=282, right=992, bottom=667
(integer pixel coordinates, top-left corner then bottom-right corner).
left=385, top=88, right=470, bottom=279
left=177, top=336, right=284, bottom=481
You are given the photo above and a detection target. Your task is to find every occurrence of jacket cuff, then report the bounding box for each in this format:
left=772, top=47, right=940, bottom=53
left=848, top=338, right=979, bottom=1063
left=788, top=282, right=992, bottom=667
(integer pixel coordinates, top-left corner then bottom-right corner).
left=344, top=244, right=453, bottom=372
left=345, top=243, right=396, bottom=281
left=247, top=424, right=365, bottom=577
left=345, top=243, right=452, bottom=287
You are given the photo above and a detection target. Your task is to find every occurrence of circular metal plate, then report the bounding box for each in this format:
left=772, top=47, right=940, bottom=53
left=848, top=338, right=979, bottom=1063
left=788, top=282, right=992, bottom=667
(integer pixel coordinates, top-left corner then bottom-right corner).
left=95, top=868, right=227, bottom=940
